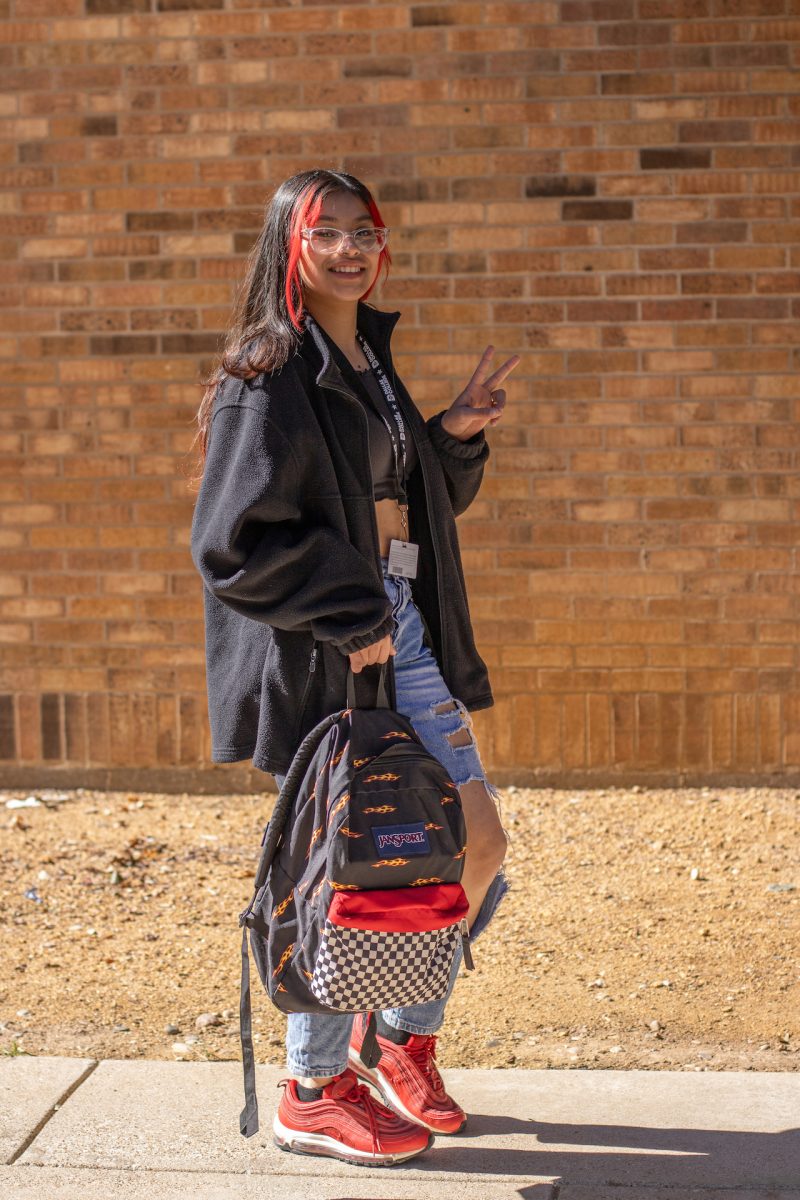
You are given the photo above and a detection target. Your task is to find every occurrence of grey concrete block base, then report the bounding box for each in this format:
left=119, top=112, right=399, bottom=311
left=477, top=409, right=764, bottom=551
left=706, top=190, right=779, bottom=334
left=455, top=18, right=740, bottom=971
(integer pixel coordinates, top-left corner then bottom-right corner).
left=0, top=1167, right=555, bottom=1200
left=4, top=1058, right=799, bottom=1195
left=15, top=1060, right=556, bottom=1182
left=0, top=1057, right=95, bottom=1165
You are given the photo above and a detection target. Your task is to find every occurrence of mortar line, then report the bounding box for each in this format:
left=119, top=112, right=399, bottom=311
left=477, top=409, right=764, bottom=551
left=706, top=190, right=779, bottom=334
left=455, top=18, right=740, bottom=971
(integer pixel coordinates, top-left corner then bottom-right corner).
left=5, top=1059, right=99, bottom=1166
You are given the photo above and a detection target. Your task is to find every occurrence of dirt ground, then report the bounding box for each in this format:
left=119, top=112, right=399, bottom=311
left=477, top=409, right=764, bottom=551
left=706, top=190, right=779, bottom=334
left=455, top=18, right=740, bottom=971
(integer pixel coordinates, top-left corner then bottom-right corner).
left=0, top=784, right=797, bottom=1074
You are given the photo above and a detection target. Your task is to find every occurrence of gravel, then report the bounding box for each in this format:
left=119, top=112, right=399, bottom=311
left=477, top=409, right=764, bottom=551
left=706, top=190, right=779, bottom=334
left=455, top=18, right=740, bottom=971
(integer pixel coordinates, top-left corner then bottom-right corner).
left=0, top=784, right=797, bottom=1072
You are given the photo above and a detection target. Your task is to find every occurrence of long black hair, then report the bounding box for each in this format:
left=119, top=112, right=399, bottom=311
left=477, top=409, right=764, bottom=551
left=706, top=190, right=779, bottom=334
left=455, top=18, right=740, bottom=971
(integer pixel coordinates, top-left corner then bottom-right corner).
left=187, top=169, right=391, bottom=486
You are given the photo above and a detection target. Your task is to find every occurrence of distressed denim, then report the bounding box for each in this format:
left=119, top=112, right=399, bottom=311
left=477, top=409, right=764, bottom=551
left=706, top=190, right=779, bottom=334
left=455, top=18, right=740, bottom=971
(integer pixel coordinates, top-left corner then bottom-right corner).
left=274, top=557, right=508, bottom=1078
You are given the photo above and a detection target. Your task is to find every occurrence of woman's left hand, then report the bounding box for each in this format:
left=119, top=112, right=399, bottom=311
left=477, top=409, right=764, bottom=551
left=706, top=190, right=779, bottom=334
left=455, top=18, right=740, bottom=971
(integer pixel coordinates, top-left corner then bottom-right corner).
left=440, top=345, right=521, bottom=442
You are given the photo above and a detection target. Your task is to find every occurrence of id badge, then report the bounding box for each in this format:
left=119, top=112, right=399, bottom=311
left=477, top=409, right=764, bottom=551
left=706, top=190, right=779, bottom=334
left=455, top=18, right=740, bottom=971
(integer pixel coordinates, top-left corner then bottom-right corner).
left=387, top=539, right=419, bottom=579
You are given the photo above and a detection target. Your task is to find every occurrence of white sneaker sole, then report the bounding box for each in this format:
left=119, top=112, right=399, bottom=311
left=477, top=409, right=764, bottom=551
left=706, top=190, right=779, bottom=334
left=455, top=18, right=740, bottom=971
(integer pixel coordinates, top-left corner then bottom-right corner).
left=273, top=1113, right=431, bottom=1167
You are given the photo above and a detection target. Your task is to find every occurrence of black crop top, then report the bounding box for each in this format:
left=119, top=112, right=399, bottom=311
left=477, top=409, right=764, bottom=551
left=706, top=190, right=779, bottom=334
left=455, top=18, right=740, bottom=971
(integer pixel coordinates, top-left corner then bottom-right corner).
left=326, top=337, right=419, bottom=502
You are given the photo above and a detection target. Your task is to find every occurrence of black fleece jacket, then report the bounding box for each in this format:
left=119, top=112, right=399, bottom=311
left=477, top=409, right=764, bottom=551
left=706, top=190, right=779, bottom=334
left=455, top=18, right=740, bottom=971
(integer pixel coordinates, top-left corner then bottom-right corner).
left=190, top=301, right=493, bottom=776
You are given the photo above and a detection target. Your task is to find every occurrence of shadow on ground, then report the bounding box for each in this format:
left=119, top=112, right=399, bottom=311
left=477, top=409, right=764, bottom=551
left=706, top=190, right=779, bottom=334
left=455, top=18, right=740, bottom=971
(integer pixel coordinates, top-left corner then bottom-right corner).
left=409, top=1114, right=800, bottom=1190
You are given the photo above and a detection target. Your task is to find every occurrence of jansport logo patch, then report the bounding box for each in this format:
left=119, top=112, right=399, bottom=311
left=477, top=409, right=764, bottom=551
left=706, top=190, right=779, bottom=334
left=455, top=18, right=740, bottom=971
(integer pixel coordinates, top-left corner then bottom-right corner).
left=371, top=822, right=430, bottom=858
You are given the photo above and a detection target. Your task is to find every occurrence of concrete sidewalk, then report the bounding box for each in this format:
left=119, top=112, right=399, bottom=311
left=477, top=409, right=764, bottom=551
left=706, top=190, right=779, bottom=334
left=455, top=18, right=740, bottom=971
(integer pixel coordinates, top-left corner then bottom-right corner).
left=0, top=1057, right=798, bottom=1199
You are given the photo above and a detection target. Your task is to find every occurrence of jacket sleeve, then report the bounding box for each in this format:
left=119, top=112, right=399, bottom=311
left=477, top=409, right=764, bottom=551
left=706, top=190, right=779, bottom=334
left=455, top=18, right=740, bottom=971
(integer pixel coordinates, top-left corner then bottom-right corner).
left=190, top=397, right=394, bottom=655
left=425, top=410, right=489, bottom=517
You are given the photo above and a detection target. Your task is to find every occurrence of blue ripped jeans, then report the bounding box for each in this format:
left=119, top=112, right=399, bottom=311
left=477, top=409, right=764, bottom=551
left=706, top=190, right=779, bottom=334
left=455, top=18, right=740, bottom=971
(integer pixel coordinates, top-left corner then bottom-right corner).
left=273, top=557, right=509, bottom=1080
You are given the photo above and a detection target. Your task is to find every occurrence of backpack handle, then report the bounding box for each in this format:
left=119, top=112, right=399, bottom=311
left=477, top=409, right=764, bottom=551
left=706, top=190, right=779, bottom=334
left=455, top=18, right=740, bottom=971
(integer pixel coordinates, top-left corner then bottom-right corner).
left=247, top=712, right=339, bottom=898
left=345, top=659, right=390, bottom=709
left=245, top=661, right=390, bottom=905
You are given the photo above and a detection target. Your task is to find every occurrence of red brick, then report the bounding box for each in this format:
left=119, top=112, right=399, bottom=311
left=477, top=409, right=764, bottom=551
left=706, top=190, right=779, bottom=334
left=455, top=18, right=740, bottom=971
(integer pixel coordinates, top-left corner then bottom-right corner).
left=783, top=695, right=800, bottom=767
left=82, top=692, right=108, bottom=764
left=178, top=694, right=203, bottom=765
left=104, top=691, right=128, bottom=766
left=155, top=693, right=177, bottom=764
left=0, top=623, right=32, bottom=645
left=36, top=620, right=105, bottom=643
left=16, top=694, right=40, bottom=761
left=29, top=526, right=98, bottom=549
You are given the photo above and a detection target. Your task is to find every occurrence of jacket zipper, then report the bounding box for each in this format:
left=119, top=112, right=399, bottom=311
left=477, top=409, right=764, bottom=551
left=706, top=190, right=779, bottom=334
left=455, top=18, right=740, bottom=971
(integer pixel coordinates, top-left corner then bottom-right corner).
left=293, top=639, right=319, bottom=747
left=318, top=377, right=383, bottom=571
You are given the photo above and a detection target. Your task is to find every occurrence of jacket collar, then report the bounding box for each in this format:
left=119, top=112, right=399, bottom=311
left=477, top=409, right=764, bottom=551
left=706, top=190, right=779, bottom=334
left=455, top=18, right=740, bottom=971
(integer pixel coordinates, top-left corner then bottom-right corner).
left=299, top=302, right=402, bottom=394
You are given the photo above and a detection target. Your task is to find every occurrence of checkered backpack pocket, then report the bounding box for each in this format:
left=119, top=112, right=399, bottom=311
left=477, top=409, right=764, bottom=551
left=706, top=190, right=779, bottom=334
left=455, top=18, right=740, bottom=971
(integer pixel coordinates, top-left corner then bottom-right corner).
left=309, top=886, right=465, bottom=1012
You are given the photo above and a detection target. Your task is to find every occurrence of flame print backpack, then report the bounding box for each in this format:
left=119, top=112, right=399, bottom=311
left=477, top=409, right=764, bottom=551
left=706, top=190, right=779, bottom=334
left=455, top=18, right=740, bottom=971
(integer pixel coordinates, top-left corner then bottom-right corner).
left=237, top=663, right=474, bottom=1137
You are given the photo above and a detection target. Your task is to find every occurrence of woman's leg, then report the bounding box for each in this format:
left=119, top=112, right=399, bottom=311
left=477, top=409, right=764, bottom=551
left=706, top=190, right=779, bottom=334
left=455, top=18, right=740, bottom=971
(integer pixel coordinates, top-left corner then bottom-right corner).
left=344, top=566, right=508, bottom=1134
left=378, top=572, right=509, bottom=1037
left=284, top=1011, right=354, bottom=1088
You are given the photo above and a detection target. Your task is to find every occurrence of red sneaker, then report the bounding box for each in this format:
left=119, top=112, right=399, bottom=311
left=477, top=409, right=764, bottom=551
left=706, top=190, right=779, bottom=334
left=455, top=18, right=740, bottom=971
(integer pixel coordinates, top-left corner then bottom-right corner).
left=273, top=1067, right=433, bottom=1166
left=348, top=1013, right=467, bottom=1135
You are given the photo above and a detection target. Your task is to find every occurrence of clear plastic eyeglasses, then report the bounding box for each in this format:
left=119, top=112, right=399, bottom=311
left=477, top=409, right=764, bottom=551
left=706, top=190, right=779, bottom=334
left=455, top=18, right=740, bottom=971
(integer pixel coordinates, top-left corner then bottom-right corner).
left=301, top=226, right=389, bottom=254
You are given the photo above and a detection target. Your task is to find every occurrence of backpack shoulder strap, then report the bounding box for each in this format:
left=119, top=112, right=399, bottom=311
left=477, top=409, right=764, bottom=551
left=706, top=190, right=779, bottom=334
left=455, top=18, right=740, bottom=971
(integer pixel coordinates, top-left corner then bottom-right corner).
left=250, top=708, right=342, bottom=900
left=359, top=1011, right=382, bottom=1070
left=238, top=924, right=259, bottom=1137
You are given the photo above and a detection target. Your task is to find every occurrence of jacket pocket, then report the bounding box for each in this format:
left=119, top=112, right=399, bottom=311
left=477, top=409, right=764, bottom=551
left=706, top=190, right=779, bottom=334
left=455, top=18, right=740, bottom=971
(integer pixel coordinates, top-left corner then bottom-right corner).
left=292, top=639, right=320, bottom=752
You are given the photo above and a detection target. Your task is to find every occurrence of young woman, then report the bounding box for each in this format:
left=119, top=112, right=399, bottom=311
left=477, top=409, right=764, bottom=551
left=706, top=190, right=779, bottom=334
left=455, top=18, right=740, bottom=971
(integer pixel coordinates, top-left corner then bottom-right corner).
left=190, top=169, right=520, bottom=1167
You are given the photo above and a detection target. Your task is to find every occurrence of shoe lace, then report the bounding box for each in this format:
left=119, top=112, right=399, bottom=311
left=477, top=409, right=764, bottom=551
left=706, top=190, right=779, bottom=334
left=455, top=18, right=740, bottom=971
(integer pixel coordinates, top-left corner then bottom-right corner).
left=337, top=1072, right=385, bottom=1153
left=405, top=1035, right=446, bottom=1096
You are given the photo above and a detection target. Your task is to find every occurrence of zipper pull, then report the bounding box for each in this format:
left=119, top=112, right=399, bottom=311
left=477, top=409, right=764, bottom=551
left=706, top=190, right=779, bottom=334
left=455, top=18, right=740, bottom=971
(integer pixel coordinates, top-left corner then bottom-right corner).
left=309, top=645, right=318, bottom=673
left=459, top=918, right=475, bottom=971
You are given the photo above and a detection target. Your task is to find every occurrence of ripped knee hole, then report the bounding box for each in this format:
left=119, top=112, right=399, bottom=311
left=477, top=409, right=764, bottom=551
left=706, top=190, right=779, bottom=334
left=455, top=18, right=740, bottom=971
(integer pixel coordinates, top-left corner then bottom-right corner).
left=432, top=698, right=475, bottom=748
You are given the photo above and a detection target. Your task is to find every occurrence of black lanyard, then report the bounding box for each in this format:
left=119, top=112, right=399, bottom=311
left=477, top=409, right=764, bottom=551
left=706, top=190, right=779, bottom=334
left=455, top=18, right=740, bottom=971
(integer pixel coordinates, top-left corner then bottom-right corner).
left=355, top=331, right=408, bottom=506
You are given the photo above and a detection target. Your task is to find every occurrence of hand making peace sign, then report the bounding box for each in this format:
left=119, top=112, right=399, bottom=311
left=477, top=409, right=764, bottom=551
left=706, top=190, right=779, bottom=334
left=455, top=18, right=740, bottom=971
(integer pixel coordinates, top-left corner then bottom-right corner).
left=440, top=345, right=522, bottom=442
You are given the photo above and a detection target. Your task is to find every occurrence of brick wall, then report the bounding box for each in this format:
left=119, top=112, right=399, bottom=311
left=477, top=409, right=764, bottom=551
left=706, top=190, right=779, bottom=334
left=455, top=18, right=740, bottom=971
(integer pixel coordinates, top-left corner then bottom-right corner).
left=2, top=2, right=799, bottom=790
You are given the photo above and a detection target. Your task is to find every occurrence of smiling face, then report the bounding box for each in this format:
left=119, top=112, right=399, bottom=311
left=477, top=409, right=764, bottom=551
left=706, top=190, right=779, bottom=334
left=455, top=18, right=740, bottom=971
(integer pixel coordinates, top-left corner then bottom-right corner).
left=297, top=190, right=382, bottom=307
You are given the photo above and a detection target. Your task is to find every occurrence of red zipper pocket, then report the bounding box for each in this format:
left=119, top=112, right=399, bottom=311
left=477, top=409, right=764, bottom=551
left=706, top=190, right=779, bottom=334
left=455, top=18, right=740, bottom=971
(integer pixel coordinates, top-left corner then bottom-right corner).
left=327, top=882, right=468, bottom=933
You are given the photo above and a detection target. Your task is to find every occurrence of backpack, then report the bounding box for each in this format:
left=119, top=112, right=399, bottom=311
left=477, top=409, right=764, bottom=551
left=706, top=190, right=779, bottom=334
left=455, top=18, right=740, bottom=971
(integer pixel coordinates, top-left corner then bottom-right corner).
left=237, top=663, right=474, bottom=1137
